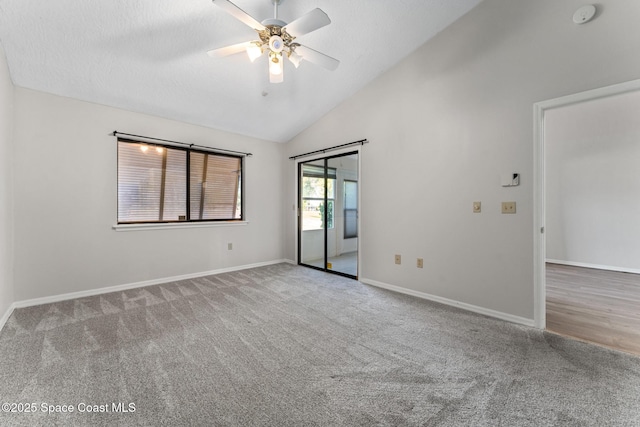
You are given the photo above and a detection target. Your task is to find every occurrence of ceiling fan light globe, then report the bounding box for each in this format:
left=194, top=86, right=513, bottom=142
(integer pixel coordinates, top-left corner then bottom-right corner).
left=288, top=51, right=302, bottom=68
left=269, top=54, right=283, bottom=75
left=269, top=60, right=283, bottom=83
left=269, top=71, right=283, bottom=83
left=246, top=44, right=262, bottom=62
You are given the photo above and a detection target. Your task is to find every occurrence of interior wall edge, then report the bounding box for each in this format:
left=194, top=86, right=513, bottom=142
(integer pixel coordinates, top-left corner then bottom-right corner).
left=0, top=40, right=15, bottom=326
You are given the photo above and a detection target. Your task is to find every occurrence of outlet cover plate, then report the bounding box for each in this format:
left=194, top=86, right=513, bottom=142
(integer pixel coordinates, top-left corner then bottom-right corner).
left=501, top=202, right=516, bottom=214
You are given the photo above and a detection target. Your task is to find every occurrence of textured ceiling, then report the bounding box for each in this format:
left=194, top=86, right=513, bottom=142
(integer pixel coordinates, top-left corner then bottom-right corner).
left=0, top=0, right=483, bottom=142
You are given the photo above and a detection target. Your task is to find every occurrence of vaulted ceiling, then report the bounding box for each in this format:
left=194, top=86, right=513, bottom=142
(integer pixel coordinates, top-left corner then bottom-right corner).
left=0, top=0, right=483, bottom=142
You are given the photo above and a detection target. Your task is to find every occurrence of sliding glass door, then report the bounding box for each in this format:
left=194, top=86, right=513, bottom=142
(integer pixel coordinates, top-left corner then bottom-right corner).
left=298, top=152, right=358, bottom=278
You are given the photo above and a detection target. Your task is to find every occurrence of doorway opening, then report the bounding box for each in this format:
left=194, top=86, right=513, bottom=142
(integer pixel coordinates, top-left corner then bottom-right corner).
left=298, top=151, right=359, bottom=279
left=534, top=79, right=640, bottom=355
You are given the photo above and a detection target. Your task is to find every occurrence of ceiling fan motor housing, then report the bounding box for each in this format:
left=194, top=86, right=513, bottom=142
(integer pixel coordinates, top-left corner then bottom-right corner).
left=258, top=19, right=295, bottom=57
left=261, top=18, right=286, bottom=27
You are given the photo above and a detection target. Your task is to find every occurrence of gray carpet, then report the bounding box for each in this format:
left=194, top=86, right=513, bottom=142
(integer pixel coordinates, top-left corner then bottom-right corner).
left=0, top=263, right=639, bottom=426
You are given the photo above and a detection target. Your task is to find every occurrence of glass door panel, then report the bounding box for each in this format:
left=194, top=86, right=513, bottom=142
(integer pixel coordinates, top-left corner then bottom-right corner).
left=327, top=155, right=358, bottom=277
left=300, top=159, right=326, bottom=269
left=298, top=152, right=358, bottom=279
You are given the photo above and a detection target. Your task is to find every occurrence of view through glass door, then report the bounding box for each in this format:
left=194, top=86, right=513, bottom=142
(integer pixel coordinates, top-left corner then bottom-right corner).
left=299, top=152, right=358, bottom=278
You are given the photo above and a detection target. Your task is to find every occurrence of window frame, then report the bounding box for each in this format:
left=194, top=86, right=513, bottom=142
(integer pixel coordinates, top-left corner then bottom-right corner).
left=343, top=179, right=358, bottom=239
left=116, top=138, right=245, bottom=226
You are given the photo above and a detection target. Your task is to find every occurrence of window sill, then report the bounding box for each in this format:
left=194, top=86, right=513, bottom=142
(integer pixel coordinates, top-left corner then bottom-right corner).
left=112, top=221, right=249, bottom=232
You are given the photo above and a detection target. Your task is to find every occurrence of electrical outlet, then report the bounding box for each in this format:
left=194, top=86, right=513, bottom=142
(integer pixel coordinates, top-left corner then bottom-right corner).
left=417, top=258, right=424, bottom=268
left=227, top=243, right=233, bottom=250
left=395, top=254, right=401, bottom=265
left=501, top=202, right=516, bottom=214
left=473, top=201, right=481, bottom=213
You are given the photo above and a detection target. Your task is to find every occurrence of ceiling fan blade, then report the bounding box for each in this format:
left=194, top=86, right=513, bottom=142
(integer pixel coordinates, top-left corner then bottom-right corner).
left=207, top=41, right=253, bottom=57
left=284, top=8, right=330, bottom=37
left=295, top=45, right=340, bottom=71
left=212, top=0, right=266, bottom=31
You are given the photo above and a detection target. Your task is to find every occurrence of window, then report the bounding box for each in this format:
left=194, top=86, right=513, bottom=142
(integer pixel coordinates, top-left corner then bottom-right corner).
left=301, top=164, right=335, bottom=231
left=117, top=139, right=242, bottom=224
left=344, top=180, right=358, bottom=238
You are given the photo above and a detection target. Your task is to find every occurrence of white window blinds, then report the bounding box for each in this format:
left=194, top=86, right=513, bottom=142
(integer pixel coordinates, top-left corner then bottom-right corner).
left=117, top=140, right=242, bottom=223
left=190, top=152, right=242, bottom=220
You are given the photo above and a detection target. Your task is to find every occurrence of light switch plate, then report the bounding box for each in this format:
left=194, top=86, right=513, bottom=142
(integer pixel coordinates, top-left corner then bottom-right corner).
left=501, top=173, right=520, bottom=187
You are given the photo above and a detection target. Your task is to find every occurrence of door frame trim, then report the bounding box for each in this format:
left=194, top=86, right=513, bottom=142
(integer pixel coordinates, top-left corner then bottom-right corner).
left=533, top=78, right=640, bottom=329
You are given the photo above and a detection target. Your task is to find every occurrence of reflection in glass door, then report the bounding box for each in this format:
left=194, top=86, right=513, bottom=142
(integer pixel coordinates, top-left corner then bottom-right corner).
left=299, top=152, right=358, bottom=279
left=299, top=159, right=328, bottom=272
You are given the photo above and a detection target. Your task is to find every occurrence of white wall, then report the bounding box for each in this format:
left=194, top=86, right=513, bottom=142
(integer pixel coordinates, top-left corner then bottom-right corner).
left=546, top=89, right=640, bottom=271
left=284, top=0, right=640, bottom=320
left=0, top=42, right=14, bottom=317
left=13, top=88, right=285, bottom=301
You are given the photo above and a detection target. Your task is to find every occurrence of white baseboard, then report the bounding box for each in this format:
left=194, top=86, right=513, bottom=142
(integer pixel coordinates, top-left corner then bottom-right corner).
left=360, top=277, right=535, bottom=328
left=546, top=259, right=640, bottom=275
left=2, top=261, right=536, bottom=333
left=11, top=259, right=289, bottom=310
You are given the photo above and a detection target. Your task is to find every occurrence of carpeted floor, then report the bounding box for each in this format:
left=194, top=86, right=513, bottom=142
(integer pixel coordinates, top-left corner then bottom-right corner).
left=1, top=263, right=639, bottom=426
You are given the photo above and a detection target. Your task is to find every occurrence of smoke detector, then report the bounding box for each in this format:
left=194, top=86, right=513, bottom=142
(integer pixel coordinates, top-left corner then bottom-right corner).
left=573, top=5, right=596, bottom=24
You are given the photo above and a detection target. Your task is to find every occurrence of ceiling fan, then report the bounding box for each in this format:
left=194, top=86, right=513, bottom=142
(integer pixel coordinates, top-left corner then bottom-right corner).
left=208, top=0, right=339, bottom=83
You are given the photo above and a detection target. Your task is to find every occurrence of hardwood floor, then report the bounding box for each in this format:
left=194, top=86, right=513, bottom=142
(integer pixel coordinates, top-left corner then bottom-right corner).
left=546, top=263, right=640, bottom=355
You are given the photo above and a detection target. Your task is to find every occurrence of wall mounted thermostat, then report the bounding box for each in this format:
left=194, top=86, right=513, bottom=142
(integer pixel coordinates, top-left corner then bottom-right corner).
left=573, top=5, right=596, bottom=24
left=501, top=173, right=520, bottom=187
